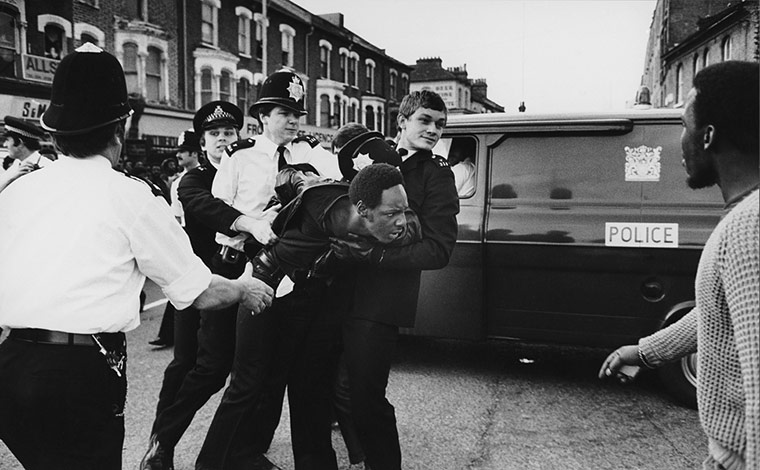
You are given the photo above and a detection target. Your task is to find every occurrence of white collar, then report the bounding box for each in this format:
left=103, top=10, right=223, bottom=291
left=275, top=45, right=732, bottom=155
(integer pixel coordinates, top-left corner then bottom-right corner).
left=257, top=134, right=292, bottom=158
left=58, top=154, right=113, bottom=169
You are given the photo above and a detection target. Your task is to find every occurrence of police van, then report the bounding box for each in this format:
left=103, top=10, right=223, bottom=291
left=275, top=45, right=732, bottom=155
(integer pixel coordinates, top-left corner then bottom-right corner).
left=413, top=109, right=723, bottom=406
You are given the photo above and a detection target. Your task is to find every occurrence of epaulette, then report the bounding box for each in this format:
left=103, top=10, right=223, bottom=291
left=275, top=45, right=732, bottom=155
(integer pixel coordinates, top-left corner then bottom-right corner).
left=225, top=138, right=255, bottom=156
left=127, top=175, right=165, bottom=198
left=293, top=134, right=320, bottom=148
left=432, top=154, right=450, bottom=168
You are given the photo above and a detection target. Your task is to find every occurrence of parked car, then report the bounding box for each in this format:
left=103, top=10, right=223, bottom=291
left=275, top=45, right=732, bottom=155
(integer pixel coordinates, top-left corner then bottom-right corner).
left=411, top=109, right=723, bottom=407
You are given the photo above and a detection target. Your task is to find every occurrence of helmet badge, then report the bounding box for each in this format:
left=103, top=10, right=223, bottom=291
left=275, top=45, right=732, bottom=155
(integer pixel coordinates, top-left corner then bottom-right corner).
left=352, top=152, right=374, bottom=172
left=287, top=77, right=304, bottom=102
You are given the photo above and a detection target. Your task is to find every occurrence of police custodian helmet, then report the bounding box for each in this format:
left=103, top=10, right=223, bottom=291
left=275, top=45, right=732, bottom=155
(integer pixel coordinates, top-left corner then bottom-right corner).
left=192, top=100, right=244, bottom=135
left=41, top=43, right=133, bottom=135
left=249, top=70, right=307, bottom=117
left=177, top=129, right=202, bottom=154
left=338, top=131, right=402, bottom=182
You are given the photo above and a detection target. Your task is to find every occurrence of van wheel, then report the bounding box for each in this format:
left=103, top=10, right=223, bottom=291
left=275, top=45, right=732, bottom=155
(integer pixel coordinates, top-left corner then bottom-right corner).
left=658, top=352, right=697, bottom=409
left=655, top=306, right=698, bottom=409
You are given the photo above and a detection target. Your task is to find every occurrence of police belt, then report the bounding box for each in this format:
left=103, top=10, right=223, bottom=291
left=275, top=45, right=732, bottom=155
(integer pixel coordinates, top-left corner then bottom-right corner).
left=218, top=245, right=246, bottom=263
left=9, top=328, right=124, bottom=347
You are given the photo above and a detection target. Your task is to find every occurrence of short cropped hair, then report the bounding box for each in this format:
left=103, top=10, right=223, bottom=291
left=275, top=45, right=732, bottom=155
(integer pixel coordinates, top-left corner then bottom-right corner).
left=52, top=121, right=125, bottom=158
left=253, top=104, right=276, bottom=125
left=349, top=163, right=404, bottom=209
left=398, top=90, right=448, bottom=119
left=332, top=123, right=369, bottom=152
left=692, top=61, right=759, bottom=155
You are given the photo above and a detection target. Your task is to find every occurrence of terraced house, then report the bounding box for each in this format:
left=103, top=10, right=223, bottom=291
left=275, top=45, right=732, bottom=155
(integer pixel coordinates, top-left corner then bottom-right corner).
left=0, top=0, right=411, bottom=164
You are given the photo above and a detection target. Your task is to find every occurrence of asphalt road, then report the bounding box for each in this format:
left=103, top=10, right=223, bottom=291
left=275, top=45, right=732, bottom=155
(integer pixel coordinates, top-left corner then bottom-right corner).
left=0, top=281, right=705, bottom=470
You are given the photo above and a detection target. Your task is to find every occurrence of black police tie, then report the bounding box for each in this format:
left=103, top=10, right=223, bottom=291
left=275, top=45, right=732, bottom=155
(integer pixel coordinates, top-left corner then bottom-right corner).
left=277, top=146, right=288, bottom=170
left=398, top=148, right=409, bottom=158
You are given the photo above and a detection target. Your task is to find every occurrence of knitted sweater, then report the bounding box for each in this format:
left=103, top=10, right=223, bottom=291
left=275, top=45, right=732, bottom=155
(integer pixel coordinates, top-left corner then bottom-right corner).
left=639, top=189, right=759, bottom=470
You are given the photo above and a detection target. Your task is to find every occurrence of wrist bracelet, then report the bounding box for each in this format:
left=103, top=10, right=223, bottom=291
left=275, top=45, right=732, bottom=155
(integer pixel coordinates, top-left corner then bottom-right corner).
left=638, top=347, right=654, bottom=369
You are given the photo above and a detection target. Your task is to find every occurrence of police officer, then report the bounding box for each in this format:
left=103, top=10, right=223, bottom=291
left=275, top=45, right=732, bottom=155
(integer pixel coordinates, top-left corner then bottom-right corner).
left=331, top=90, right=460, bottom=470
left=141, top=101, right=275, bottom=470
left=196, top=70, right=340, bottom=470
left=0, top=43, right=273, bottom=470
left=0, top=115, right=52, bottom=193
left=145, top=130, right=205, bottom=348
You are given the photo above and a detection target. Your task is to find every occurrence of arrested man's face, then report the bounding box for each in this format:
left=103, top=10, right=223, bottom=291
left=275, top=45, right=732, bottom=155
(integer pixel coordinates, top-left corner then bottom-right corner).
left=363, top=184, right=409, bottom=244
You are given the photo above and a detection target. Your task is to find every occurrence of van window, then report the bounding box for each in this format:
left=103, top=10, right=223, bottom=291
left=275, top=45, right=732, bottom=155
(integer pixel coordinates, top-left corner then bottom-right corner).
left=435, top=136, right=477, bottom=198
left=490, top=133, right=641, bottom=203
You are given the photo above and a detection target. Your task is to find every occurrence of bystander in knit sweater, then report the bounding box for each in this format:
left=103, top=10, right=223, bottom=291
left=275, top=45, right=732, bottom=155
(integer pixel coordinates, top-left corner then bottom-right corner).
left=638, top=189, right=759, bottom=470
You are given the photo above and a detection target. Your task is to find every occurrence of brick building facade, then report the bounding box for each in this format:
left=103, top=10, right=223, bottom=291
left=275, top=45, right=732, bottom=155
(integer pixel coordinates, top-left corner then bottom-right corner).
left=641, top=0, right=759, bottom=108
left=0, top=0, right=412, bottom=163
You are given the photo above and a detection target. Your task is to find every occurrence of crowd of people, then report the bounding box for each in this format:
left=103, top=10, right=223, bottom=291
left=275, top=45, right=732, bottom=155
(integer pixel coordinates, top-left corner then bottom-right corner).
left=0, top=41, right=756, bottom=470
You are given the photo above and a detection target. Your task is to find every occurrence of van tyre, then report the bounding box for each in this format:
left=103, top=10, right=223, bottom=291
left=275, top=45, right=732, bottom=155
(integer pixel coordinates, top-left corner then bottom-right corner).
left=656, top=307, right=698, bottom=409
left=658, top=353, right=697, bottom=409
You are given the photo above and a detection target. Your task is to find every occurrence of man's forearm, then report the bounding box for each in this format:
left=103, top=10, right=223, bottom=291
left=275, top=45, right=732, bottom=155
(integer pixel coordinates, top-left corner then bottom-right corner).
left=375, top=209, right=457, bottom=270
left=192, top=274, right=243, bottom=310
left=373, top=236, right=454, bottom=270
left=638, top=308, right=698, bottom=367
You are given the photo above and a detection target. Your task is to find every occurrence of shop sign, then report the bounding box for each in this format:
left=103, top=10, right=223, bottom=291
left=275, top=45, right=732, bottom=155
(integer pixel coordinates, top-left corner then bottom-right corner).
left=0, top=95, right=50, bottom=122
left=22, top=54, right=59, bottom=84
left=242, top=118, right=336, bottom=148
left=298, top=124, right=336, bottom=148
left=125, top=139, right=150, bottom=158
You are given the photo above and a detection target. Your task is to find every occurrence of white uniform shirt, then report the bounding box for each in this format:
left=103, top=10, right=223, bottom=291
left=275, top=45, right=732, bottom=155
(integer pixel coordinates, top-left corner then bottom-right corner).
left=451, top=159, right=476, bottom=198
left=212, top=134, right=340, bottom=251
left=0, top=155, right=213, bottom=333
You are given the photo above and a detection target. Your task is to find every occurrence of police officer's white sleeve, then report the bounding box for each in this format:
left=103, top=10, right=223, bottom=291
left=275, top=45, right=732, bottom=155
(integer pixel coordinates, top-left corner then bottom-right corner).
left=305, top=145, right=342, bottom=180
left=211, top=153, right=240, bottom=205
left=129, top=191, right=212, bottom=310
left=170, top=176, right=184, bottom=222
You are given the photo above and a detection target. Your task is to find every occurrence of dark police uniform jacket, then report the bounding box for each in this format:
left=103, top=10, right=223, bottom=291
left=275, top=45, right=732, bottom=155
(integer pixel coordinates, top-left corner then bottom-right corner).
left=352, top=150, right=459, bottom=327
left=177, top=164, right=243, bottom=266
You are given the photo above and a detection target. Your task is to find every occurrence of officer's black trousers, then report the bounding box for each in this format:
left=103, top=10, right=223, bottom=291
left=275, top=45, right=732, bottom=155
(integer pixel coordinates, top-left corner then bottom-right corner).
left=195, top=298, right=280, bottom=470
left=0, top=338, right=126, bottom=470
left=197, top=279, right=341, bottom=470
left=343, top=317, right=402, bottom=470
left=151, top=253, right=243, bottom=449
left=152, top=304, right=200, bottom=423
